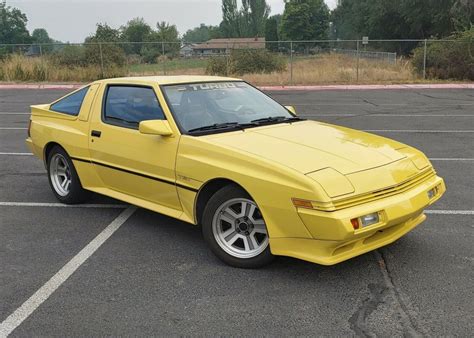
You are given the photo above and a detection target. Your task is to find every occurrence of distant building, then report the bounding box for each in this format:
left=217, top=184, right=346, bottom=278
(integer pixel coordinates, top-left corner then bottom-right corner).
left=191, top=37, right=265, bottom=56
left=180, top=44, right=195, bottom=58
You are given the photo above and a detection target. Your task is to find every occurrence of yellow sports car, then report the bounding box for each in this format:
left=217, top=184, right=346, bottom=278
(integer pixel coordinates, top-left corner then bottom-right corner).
left=26, top=76, right=445, bottom=268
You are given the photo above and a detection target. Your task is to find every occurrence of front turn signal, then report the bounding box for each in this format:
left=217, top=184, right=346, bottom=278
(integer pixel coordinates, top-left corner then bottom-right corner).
left=291, top=198, right=313, bottom=209
left=351, top=218, right=360, bottom=230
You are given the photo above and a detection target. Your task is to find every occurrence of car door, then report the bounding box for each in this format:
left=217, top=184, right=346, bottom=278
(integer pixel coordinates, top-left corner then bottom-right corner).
left=88, top=83, right=182, bottom=213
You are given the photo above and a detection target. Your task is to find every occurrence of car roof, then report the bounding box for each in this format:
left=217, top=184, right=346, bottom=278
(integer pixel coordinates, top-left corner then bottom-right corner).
left=95, top=75, right=242, bottom=86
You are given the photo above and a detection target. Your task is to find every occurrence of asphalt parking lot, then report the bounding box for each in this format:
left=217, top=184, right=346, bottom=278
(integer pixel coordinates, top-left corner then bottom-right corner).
left=1, top=87, right=473, bottom=336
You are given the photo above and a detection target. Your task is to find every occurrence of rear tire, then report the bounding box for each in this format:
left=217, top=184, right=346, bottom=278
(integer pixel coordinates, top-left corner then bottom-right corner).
left=47, top=146, right=89, bottom=204
left=202, top=185, right=274, bottom=268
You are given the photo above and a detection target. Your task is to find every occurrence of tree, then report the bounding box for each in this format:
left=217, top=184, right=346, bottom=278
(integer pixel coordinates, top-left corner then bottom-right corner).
left=121, top=18, right=152, bottom=54
left=220, top=0, right=271, bottom=38
left=246, top=0, right=270, bottom=37
left=265, top=14, right=281, bottom=50
left=0, top=2, right=30, bottom=45
left=140, top=21, right=180, bottom=62
left=221, top=0, right=241, bottom=37
left=281, top=0, right=330, bottom=41
left=84, top=23, right=125, bottom=67
left=31, top=28, right=52, bottom=44
left=451, top=0, right=473, bottom=31
left=31, top=28, right=54, bottom=53
left=85, top=23, right=121, bottom=43
left=332, top=0, right=459, bottom=41
left=182, top=24, right=221, bottom=43
left=155, top=21, right=180, bottom=54
left=399, top=0, right=454, bottom=38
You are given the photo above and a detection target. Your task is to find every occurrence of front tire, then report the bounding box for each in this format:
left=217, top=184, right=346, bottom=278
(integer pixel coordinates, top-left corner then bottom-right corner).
left=47, top=146, right=89, bottom=204
left=202, top=185, right=274, bottom=268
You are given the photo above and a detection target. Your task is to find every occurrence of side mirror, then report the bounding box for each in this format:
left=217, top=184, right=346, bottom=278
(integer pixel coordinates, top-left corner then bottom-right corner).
left=139, top=120, right=173, bottom=137
left=285, top=105, right=297, bottom=116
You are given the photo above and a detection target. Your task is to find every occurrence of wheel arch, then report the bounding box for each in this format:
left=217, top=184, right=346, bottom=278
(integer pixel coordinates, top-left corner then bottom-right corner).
left=43, top=141, right=64, bottom=167
left=194, top=178, right=252, bottom=225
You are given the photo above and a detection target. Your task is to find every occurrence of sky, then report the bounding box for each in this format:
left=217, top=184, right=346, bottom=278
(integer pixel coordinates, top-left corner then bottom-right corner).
left=8, top=0, right=338, bottom=43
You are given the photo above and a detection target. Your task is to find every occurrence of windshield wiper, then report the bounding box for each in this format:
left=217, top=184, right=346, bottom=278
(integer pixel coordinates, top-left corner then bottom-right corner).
left=251, top=116, right=305, bottom=124
left=188, top=122, right=241, bottom=133
left=187, top=117, right=303, bottom=134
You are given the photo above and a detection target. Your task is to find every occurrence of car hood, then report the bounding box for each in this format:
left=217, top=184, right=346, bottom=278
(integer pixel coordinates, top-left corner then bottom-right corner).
left=206, top=120, right=408, bottom=175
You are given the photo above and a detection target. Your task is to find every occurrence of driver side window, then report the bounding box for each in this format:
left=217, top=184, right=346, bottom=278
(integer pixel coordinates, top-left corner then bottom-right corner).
left=103, top=85, right=165, bottom=129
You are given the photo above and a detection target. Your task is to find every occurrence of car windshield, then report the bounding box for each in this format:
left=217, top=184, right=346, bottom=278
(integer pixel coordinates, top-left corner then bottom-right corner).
left=162, top=81, right=297, bottom=134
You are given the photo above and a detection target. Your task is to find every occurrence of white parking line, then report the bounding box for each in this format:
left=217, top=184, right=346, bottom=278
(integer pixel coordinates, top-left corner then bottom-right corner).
left=3, top=111, right=474, bottom=117
left=0, top=127, right=27, bottom=130
left=291, top=103, right=474, bottom=107
left=425, top=210, right=474, bottom=215
left=429, top=158, right=474, bottom=161
left=301, top=114, right=474, bottom=117
left=365, top=129, right=474, bottom=133
left=0, top=202, right=127, bottom=208
left=0, top=201, right=468, bottom=215
left=0, top=152, right=473, bottom=162
left=0, top=206, right=137, bottom=337
left=0, top=152, right=33, bottom=156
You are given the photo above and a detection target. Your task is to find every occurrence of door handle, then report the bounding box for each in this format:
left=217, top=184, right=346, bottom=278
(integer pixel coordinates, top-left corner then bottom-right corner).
left=91, top=130, right=102, bottom=138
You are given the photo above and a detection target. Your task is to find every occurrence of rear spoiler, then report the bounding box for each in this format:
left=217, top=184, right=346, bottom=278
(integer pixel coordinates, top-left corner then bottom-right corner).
left=30, top=104, right=76, bottom=120
left=30, top=104, right=51, bottom=115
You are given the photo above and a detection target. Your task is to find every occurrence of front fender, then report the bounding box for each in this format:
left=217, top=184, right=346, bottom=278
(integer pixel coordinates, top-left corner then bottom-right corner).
left=176, top=136, right=330, bottom=239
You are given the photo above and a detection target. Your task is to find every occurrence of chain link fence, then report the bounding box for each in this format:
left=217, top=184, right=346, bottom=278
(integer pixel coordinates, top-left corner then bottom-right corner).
left=0, top=39, right=472, bottom=85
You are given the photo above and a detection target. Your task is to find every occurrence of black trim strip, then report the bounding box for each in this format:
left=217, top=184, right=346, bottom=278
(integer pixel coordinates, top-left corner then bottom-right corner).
left=70, top=156, right=198, bottom=193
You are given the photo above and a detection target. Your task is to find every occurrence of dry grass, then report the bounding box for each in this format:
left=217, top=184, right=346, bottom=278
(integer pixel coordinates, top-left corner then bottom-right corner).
left=126, top=54, right=421, bottom=84
left=243, top=54, right=419, bottom=85
left=0, top=54, right=126, bottom=82
left=0, top=53, right=453, bottom=85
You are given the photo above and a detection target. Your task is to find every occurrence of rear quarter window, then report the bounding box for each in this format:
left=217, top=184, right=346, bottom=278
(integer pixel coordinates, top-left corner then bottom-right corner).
left=50, top=86, right=89, bottom=116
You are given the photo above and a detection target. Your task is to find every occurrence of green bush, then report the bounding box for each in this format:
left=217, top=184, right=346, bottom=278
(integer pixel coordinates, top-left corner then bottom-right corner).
left=52, top=44, right=126, bottom=68
left=85, top=44, right=126, bottom=67
left=412, top=28, right=474, bottom=80
left=206, top=49, right=287, bottom=76
left=140, top=45, right=162, bottom=63
left=206, top=56, right=229, bottom=76
left=53, top=45, right=87, bottom=66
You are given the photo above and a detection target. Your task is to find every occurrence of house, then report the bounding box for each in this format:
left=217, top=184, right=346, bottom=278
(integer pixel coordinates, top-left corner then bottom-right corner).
left=191, top=37, right=265, bottom=56
left=179, top=44, right=195, bottom=58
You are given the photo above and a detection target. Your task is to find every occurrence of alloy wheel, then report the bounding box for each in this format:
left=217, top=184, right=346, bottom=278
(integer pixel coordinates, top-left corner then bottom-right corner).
left=212, top=198, right=269, bottom=259
left=49, top=153, right=72, bottom=196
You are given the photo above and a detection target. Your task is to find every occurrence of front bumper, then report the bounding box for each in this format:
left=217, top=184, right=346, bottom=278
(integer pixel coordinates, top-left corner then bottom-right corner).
left=270, top=175, right=445, bottom=265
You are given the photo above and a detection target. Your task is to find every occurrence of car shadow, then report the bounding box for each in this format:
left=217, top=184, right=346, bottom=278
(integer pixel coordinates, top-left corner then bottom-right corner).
left=121, top=207, right=378, bottom=277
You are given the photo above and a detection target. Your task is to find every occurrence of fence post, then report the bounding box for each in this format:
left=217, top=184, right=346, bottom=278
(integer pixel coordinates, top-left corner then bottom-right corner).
left=356, top=40, right=360, bottom=83
left=290, top=41, right=293, bottom=86
left=162, top=42, right=166, bottom=75
left=423, top=39, right=427, bottom=79
left=39, top=44, right=43, bottom=57
left=226, top=42, right=230, bottom=75
left=98, top=43, right=105, bottom=78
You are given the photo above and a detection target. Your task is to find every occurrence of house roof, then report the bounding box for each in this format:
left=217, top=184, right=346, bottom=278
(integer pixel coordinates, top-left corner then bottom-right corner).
left=192, top=38, right=265, bottom=50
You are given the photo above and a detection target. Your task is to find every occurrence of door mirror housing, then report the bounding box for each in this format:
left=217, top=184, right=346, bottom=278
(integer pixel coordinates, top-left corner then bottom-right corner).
left=139, top=120, right=173, bottom=137
left=285, top=105, right=297, bottom=116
